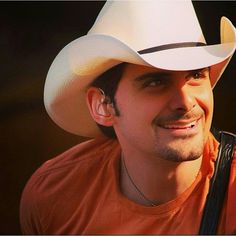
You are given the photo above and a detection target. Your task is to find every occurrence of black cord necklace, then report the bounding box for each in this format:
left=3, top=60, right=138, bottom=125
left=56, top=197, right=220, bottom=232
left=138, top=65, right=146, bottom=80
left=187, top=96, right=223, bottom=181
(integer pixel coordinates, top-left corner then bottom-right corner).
left=121, top=154, right=157, bottom=207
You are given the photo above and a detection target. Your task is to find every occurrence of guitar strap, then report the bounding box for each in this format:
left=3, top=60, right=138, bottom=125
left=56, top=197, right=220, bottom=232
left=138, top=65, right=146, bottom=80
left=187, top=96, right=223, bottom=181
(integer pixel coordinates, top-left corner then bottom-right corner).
left=199, top=130, right=236, bottom=234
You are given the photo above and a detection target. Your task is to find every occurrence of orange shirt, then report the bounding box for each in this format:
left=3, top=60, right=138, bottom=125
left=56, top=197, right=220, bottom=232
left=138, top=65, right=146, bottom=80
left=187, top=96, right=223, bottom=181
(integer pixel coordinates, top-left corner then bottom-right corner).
left=20, top=133, right=236, bottom=234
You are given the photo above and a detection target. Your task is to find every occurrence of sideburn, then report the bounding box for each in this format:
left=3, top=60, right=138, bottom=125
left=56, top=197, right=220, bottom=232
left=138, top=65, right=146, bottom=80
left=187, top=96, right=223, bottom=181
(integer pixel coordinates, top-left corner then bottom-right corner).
left=111, top=98, right=120, bottom=117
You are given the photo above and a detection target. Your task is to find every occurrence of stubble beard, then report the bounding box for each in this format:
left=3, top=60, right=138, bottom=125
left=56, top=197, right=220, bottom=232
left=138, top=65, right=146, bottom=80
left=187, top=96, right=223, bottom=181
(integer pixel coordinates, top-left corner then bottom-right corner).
left=153, top=130, right=205, bottom=162
left=155, top=138, right=204, bottom=162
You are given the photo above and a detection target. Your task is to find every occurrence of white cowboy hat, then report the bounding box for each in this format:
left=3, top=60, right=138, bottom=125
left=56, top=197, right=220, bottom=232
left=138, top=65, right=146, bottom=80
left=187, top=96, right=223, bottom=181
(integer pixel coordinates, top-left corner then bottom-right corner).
left=44, top=0, right=236, bottom=137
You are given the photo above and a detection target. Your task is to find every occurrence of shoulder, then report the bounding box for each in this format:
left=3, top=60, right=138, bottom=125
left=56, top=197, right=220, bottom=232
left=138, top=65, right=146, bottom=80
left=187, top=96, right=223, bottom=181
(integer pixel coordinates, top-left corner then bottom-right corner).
left=20, top=137, right=120, bottom=234
left=31, top=137, right=118, bottom=177
left=22, top=137, right=119, bottom=193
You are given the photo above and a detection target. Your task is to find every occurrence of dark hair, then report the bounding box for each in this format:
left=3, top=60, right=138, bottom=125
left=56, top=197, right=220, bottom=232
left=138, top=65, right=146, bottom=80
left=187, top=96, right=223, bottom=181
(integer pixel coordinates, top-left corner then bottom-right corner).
left=90, top=62, right=126, bottom=138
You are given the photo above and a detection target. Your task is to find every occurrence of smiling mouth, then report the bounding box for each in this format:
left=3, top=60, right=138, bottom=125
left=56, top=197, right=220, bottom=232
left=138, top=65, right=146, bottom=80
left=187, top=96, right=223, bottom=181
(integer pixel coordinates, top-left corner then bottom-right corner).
left=158, top=118, right=201, bottom=130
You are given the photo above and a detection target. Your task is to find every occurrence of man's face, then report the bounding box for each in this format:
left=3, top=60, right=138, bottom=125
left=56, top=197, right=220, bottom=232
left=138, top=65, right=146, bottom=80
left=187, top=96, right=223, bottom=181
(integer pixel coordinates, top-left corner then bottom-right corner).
left=112, top=64, right=213, bottom=162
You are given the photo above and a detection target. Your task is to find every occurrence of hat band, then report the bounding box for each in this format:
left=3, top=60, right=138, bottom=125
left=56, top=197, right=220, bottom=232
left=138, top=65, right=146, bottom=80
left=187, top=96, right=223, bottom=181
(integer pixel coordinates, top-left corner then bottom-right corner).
left=138, top=42, right=206, bottom=54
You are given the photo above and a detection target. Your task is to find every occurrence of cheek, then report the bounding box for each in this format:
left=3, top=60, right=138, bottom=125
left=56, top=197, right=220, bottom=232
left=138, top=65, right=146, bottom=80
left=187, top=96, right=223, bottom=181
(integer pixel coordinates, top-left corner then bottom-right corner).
left=117, top=92, right=166, bottom=121
left=202, top=87, right=213, bottom=114
left=196, top=85, right=214, bottom=130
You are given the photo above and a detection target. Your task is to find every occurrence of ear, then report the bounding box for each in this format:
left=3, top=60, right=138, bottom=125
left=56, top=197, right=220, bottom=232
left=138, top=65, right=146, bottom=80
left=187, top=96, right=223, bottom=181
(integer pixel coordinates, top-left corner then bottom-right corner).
left=86, top=87, right=115, bottom=127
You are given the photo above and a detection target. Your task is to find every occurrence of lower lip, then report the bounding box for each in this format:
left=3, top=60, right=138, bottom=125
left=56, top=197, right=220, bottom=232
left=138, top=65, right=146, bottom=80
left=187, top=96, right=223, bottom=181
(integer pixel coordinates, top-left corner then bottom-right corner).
left=157, top=118, right=201, bottom=137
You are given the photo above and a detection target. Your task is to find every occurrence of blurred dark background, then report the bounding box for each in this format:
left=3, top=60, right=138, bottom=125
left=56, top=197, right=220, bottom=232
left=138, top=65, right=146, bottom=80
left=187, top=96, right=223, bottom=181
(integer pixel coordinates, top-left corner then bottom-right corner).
left=0, top=1, right=235, bottom=234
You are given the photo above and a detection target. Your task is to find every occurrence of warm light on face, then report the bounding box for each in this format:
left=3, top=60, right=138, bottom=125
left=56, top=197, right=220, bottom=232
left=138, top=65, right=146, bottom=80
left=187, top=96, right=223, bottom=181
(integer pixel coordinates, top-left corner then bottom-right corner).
left=113, top=64, right=213, bottom=162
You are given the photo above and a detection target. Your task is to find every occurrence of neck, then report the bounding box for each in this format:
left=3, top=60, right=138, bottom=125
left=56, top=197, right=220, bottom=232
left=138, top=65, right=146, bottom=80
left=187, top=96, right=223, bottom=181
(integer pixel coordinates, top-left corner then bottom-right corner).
left=120, top=151, right=202, bottom=206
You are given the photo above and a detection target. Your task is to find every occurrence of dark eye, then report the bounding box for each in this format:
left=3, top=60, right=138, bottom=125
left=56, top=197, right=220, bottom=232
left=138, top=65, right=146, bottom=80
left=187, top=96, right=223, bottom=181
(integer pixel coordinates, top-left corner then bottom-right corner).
left=189, top=68, right=209, bottom=81
left=192, top=72, right=203, bottom=79
left=142, top=75, right=167, bottom=88
left=146, top=79, right=162, bottom=87
left=135, top=72, right=170, bottom=89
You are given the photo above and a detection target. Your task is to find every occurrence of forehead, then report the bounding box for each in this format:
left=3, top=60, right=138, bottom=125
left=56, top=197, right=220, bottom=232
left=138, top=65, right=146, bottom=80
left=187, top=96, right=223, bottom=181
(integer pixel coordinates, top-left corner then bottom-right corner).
left=124, top=64, right=163, bottom=75
left=122, top=64, right=184, bottom=81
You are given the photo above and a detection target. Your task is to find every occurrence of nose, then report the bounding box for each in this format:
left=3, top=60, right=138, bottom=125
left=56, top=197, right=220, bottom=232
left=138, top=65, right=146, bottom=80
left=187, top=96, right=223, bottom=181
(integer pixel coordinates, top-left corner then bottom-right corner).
left=168, top=84, right=196, bottom=113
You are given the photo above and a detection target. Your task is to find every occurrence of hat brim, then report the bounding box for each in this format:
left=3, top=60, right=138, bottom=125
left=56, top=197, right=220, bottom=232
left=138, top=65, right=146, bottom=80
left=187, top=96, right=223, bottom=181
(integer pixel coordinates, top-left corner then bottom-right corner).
left=44, top=17, right=236, bottom=137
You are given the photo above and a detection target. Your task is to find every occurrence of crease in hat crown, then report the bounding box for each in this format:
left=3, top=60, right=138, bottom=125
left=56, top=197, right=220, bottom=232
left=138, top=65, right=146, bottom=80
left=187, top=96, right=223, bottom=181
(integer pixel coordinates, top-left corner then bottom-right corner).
left=44, top=0, right=236, bottom=137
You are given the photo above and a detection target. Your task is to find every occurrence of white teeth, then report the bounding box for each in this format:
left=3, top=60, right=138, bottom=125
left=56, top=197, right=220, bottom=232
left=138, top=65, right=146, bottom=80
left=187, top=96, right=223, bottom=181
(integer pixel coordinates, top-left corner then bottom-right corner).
left=162, top=121, right=196, bottom=129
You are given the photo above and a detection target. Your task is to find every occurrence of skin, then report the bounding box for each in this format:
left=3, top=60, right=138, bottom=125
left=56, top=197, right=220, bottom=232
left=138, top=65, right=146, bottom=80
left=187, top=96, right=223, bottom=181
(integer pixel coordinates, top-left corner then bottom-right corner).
left=87, top=63, right=214, bottom=205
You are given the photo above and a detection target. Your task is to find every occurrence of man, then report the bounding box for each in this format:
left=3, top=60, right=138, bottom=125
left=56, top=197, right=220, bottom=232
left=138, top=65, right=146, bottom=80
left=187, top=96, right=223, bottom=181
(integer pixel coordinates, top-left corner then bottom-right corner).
left=20, top=0, right=236, bottom=234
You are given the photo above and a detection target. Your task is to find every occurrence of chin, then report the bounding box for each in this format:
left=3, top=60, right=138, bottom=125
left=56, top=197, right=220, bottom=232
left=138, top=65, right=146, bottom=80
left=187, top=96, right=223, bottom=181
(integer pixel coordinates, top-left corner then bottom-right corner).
left=161, top=147, right=203, bottom=162
left=155, top=135, right=205, bottom=162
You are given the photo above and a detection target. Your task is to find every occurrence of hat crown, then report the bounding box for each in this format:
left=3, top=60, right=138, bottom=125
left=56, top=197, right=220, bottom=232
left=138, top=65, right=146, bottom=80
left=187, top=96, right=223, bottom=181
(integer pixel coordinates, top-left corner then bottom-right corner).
left=88, top=0, right=206, bottom=51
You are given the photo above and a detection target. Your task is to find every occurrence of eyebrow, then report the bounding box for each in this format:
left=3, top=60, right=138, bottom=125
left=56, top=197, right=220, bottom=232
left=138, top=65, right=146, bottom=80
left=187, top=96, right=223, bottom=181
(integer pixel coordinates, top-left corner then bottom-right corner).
left=192, top=67, right=210, bottom=74
left=134, top=67, right=210, bottom=82
left=134, top=72, right=171, bottom=82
